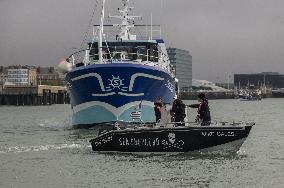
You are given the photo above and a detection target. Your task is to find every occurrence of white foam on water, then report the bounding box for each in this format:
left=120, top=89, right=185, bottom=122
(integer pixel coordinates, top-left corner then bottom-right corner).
left=54, top=143, right=83, bottom=150
left=236, top=148, right=247, bottom=156
left=37, top=113, right=73, bottom=130
left=39, top=123, right=45, bottom=127
left=0, top=143, right=84, bottom=154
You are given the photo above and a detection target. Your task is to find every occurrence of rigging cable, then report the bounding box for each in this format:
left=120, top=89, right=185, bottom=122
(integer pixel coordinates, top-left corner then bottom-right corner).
left=79, top=0, right=100, bottom=50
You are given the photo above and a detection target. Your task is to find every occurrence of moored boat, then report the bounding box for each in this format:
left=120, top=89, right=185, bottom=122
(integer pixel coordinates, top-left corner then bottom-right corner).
left=238, top=89, right=262, bottom=101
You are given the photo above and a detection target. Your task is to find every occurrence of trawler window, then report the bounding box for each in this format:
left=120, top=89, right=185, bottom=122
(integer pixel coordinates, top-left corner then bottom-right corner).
left=88, top=42, right=160, bottom=62
left=75, top=62, right=84, bottom=67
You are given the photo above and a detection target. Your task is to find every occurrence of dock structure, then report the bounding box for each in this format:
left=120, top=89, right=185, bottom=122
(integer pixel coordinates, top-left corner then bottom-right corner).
left=0, top=85, right=69, bottom=106
left=180, top=91, right=235, bottom=100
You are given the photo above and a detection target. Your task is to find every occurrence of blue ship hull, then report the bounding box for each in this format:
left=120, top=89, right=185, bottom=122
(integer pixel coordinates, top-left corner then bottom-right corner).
left=66, top=63, right=176, bottom=128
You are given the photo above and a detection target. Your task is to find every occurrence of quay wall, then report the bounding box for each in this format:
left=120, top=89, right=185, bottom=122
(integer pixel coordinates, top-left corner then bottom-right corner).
left=180, top=91, right=235, bottom=100
left=271, top=91, right=284, bottom=98
left=0, top=85, right=70, bottom=106
left=180, top=90, right=278, bottom=100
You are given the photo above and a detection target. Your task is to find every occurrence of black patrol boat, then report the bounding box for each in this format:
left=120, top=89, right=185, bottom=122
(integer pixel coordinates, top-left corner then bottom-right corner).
left=89, top=122, right=254, bottom=153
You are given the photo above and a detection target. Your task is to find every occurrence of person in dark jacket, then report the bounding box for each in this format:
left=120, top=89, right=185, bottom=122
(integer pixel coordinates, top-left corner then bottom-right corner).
left=154, top=97, right=163, bottom=122
left=188, top=93, right=211, bottom=126
left=170, top=98, right=186, bottom=126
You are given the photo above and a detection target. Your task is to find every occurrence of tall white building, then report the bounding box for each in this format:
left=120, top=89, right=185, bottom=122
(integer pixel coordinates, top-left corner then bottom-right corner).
left=7, top=66, right=37, bottom=85
left=167, top=48, right=192, bottom=91
left=7, top=68, right=29, bottom=85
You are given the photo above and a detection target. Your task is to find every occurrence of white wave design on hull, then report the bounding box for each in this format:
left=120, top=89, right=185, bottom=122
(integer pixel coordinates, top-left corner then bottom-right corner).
left=72, top=100, right=154, bottom=117
left=70, top=72, right=165, bottom=97
left=71, top=73, right=105, bottom=91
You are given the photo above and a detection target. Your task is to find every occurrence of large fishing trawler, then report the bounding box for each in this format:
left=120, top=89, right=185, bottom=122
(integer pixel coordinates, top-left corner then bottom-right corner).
left=59, top=0, right=177, bottom=128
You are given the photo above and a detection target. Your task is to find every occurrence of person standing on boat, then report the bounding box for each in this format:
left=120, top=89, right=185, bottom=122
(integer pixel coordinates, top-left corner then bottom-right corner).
left=188, top=93, right=211, bottom=126
left=154, top=97, right=163, bottom=122
left=170, top=98, right=186, bottom=126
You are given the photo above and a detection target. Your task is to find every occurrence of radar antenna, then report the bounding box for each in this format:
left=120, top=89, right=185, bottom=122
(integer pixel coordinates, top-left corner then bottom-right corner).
left=109, top=0, right=141, bottom=40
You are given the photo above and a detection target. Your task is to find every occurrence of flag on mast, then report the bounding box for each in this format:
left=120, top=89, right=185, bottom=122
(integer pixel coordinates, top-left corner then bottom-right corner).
left=131, top=101, right=142, bottom=120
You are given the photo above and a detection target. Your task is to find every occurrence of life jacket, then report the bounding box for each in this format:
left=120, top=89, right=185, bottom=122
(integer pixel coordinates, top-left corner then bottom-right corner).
left=198, top=99, right=211, bottom=122
left=154, top=102, right=162, bottom=116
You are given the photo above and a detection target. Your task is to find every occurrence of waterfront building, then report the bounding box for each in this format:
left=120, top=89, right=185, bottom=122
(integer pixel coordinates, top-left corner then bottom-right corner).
left=192, top=79, right=228, bottom=92
left=0, top=66, right=7, bottom=74
left=37, top=67, right=63, bottom=85
left=167, top=48, right=192, bottom=91
left=0, top=67, right=8, bottom=86
left=7, top=67, right=29, bottom=85
left=7, top=66, right=37, bottom=86
left=28, top=68, right=37, bottom=85
left=0, top=73, right=8, bottom=85
left=234, top=72, right=284, bottom=89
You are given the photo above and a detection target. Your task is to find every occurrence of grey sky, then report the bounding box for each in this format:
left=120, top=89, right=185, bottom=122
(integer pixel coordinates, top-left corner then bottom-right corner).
left=1, top=0, right=284, bottom=82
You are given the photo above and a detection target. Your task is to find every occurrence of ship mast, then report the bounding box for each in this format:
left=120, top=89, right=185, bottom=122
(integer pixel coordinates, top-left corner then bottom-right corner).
left=99, top=0, right=106, bottom=64
left=109, top=0, right=141, bottom=40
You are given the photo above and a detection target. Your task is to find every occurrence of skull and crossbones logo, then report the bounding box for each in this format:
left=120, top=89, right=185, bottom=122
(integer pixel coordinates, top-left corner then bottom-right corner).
left=162, top=133, right=184, bottom=150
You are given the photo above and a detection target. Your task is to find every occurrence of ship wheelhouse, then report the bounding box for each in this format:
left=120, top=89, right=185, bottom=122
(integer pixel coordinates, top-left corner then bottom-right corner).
left=89, top=40, right=159, bottom=63
left=68, top=39, right=173, bottom=76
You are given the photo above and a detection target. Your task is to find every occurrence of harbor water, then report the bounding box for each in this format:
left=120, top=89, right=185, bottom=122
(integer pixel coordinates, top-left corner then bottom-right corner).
left=0, top=99, right=283, bottom=188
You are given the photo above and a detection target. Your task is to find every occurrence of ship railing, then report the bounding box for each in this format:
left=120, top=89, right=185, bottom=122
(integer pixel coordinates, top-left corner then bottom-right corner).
left=67, top=47, right=173, bottom=73
left=92, top=25, right=163, bottom=41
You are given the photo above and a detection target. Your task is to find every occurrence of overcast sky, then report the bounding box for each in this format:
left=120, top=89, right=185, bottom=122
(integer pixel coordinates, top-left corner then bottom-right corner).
left=1, top=0, right=284, bottom=82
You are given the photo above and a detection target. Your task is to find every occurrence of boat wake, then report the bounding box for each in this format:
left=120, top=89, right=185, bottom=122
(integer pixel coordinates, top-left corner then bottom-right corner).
left=0, top=143, right=89, bottom=154
left=92, top=149, right=248, bottom=161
